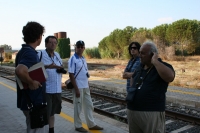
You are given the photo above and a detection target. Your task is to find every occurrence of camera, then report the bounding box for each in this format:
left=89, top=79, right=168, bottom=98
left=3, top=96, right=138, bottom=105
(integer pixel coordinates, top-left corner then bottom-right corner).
left=86, top=72, right=90, bottom=78
left=56, top=68, right=67, bottom=74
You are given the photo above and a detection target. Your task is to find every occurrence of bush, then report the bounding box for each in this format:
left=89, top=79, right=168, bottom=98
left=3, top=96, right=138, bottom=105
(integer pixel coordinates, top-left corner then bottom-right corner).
left=99, top=49, right=115, bottom=59
left=83, top=47, right=101, bottom=59
left=122, top=45, right=130, bottom=59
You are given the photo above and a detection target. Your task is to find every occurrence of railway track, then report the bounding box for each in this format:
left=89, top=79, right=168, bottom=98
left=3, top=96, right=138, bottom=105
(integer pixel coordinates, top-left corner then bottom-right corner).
left=62, top=89, right=200, bottom=133
left=1, top=66, right=200, bottom=132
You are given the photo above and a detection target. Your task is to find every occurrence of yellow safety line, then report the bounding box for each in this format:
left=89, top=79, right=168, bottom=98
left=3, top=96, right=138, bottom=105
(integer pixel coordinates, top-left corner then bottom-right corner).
left=0, top=81, right=102, bottom=133
left=60, top=112, right=102, bottom=133
left=1, top=81, right=200, bottom=97
left=0, top=82, right=16, bottom=91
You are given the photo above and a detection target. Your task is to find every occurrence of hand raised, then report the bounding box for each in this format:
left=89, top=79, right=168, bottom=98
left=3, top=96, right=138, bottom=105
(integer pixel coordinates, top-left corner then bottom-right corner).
left=151, top=52, right=158, bottom=65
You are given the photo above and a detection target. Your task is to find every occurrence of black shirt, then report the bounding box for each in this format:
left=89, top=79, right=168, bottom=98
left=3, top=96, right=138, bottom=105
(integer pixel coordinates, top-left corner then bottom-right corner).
left=127, top=59, right=174, bottom=111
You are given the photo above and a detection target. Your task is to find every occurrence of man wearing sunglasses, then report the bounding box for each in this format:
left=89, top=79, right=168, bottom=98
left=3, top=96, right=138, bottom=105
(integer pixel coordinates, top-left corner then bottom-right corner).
left=122, top=42, right=141, bottom=93
left=68, top=40, right=103, bottom=132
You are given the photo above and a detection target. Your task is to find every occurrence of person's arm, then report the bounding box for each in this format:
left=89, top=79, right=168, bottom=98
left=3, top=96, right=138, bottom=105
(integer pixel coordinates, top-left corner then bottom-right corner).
left=122, top=72, right=134, bottom=79
left=151, top=53, right=175, bottom=82
left=69, top=73, right=80, bottom=97
left=41, top=52, right=63, bottom=69
left=45, top=63, right=63, bottom=69
left=15, top=64, right=42, bottom=90
left=122, top=62, right=132, bottom=79
left=123, top=59, right=140, bottom=79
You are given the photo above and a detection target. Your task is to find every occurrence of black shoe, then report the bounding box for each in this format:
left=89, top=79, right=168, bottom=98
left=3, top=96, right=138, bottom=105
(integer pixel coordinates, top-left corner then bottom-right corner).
left=89, top=125, right=103, bottom=130
left=75, top=127, right=88, bottom=132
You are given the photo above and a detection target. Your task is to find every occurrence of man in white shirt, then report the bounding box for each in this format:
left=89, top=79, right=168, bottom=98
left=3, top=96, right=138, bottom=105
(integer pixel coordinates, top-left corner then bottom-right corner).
left=68, top=40, right=103, bottom=132
left=38, top=36, right=66, bottom=133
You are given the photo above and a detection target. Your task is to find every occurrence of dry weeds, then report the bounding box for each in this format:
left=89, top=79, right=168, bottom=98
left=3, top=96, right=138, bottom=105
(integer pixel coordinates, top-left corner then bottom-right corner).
left=85, top=56, right=200, bottom=89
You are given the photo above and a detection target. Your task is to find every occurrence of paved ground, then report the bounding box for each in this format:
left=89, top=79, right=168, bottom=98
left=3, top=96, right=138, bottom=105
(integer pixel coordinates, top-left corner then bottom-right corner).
left=0, top=77, right=128, bottom=133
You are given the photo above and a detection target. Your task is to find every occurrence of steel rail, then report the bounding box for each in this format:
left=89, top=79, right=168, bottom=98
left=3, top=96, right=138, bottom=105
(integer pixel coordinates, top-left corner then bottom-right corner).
left=165, top=109, right=200, bottom=125
left=91, top=91, right=200, bottom=125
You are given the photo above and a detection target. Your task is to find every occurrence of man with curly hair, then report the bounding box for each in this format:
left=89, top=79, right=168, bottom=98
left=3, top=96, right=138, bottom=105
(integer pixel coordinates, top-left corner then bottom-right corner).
left=15, top=21, right=48, bottom=133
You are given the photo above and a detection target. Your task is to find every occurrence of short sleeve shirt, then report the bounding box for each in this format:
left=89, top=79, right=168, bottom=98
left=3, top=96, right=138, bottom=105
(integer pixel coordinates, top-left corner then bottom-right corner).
left=127, top=59, right=175, bottom=111
left=38, top=50, right=62, bottom=93
left=15, top=44, right=46, bottom=110
left=68, top=53, right=89, bottom=89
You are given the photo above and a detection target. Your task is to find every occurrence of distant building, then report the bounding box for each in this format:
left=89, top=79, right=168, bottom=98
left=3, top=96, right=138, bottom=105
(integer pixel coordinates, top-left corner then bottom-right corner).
left=12, top=51, right=18, bottom=60
left=0, top=50, right=18, bottom=61
left=54, top=32, right=67, bottom=39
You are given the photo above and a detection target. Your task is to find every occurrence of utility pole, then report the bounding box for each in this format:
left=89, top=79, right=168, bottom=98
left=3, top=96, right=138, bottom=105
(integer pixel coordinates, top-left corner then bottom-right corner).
left=0, top=53, right=2, bottom=66
left=0, top=47, right=4, bottom=66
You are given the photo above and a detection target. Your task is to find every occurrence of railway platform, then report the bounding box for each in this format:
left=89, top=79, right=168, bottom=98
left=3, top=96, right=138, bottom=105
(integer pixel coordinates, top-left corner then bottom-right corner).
left=0, top=77, right=128, bottom=133
left=1, top=66, right=200, bottom=133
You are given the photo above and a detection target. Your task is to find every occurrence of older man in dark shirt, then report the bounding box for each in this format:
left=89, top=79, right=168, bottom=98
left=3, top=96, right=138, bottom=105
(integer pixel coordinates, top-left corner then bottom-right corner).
left=127, top=41, right=175, bottom=133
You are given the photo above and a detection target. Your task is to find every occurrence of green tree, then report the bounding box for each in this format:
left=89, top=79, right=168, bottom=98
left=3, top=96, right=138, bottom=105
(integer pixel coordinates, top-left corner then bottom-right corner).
left=117, top=26, right=136, bottom=53
left=98, top=36, right=114, bottom=58
left=166, top=19, right=200, bottom=56
left=0, top=44, right=12, bottom=50
left=130, top=28, right=153, bottom=44
left=152, top=24, right=169, bottom=46
left=98, top=37, right=108, bottom=51
left=107, top=29, right=122, bottom=58
left=99, top=26, right=136, bottom=59
left=55, top=38, right=70, bottom=58
left=152, top=24, right=169, bottom=55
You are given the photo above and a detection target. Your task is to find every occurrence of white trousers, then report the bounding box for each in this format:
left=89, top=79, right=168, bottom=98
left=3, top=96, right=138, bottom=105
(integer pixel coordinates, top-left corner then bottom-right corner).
left=23, top=111, right=48, bottom=133
left=73, top=88, right=96, bottom=128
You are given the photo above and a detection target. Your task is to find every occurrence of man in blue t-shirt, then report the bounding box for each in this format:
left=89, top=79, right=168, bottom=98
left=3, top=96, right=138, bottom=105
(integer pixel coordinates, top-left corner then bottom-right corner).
left=127, top=41, right=175, bottom=133
left=15, top=21, right=48, bottom=133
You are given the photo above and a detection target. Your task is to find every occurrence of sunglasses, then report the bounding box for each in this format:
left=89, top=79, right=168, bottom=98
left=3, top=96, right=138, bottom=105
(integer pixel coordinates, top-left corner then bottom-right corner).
left=77, top=46, right=84, bottom=49
left=130, top=47, right=137, bottom=50
left=48, top=42, right=57, bottom=45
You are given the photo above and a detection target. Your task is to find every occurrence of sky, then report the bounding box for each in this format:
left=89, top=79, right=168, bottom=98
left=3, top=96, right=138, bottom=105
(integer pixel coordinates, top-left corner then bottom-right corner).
left=0, top=0, right=200, bottom=50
